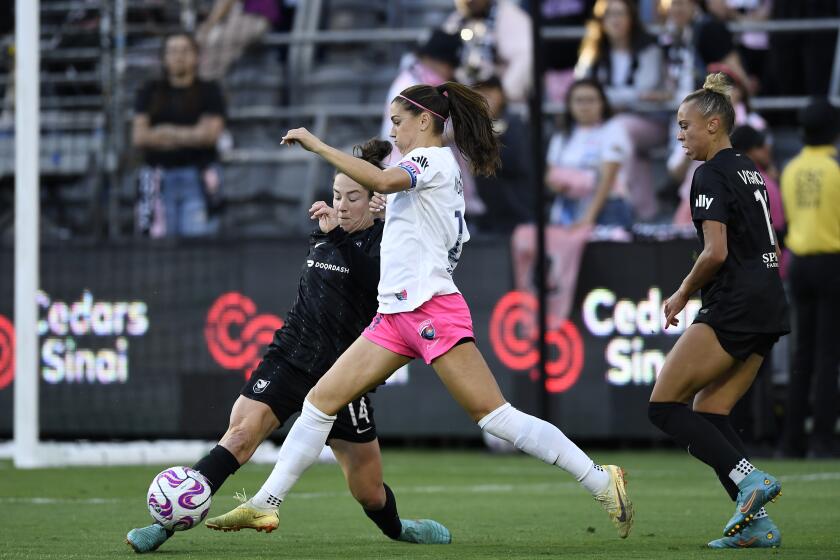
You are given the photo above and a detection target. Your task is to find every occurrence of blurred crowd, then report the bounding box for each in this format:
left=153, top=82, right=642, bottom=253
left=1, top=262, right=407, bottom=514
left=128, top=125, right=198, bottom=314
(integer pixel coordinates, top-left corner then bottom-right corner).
left=128, top=0, right=839, bottom=239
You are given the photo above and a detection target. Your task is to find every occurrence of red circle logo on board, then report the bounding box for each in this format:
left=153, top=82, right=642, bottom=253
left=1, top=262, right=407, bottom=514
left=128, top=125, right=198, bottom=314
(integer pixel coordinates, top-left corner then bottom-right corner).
left=0, top=314, right=14, bottom=391
left=489, top=291, right=584, bottom=393
left=205, top=292, right=284, bottom=379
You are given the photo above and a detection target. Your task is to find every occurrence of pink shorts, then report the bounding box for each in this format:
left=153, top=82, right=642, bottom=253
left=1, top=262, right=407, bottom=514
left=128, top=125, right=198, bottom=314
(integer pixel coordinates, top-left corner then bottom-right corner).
left=362, top=293, right=475, bottom=364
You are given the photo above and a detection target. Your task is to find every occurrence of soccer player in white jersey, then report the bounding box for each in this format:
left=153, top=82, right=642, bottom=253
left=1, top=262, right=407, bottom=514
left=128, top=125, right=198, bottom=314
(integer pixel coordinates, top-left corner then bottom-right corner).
left=208, top=82, right=635, bottom=541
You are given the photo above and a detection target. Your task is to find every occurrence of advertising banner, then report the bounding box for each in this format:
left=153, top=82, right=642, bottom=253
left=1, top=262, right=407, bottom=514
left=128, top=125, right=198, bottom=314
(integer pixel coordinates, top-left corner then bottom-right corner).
left=0, top=237, right=696, bottom=439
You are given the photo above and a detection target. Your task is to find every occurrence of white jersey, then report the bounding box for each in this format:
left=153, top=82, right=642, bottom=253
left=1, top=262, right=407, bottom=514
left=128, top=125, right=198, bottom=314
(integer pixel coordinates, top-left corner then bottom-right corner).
left=378, top=146, right=469, bottom=313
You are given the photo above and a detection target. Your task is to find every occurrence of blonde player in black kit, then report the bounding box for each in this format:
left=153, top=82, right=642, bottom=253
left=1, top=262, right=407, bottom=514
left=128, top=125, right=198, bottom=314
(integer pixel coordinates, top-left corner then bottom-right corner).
left=648, top=73, right=789, bottom=549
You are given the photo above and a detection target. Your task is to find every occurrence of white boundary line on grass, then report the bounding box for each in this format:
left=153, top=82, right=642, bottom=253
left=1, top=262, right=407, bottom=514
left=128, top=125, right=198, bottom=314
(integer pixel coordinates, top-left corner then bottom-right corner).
left=3, top=472, right=839, bottom=505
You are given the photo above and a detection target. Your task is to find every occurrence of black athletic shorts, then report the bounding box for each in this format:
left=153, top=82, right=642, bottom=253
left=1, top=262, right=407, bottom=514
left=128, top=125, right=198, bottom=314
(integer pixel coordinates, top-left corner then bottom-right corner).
left=709, top=326, right=780, bottom=362
left=241, top=355, right=377, bottom=444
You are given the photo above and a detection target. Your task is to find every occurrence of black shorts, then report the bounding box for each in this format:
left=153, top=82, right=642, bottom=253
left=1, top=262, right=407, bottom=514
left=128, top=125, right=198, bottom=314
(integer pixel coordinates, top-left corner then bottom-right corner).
left=709, top=327, right=780, bottom=362
left=241, top=356, right=377, bottom=444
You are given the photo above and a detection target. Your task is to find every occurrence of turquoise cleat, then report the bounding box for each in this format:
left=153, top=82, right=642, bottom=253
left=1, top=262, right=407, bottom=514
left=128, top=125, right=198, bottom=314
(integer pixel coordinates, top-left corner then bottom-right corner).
left=398, top=519, right=452, bottom=544
left=125, top=524, right=172, bottom=553
left=708, top=517, right=781, bottom=548
left=723, top=470, right=782, bottom=537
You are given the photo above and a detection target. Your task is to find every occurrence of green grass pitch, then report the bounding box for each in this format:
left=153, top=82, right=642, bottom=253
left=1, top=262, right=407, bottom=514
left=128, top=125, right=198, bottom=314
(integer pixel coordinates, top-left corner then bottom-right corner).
left=1, top=450, right=839, bottom=559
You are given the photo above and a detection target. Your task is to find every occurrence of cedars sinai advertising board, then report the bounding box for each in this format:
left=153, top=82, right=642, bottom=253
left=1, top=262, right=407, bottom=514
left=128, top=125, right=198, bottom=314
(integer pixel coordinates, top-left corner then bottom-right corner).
left=0, top=238, right=695, bottom=439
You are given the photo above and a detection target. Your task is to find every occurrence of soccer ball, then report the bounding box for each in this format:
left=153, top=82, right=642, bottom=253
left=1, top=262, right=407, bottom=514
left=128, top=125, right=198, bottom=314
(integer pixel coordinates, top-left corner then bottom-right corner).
left=147, top=466, right=212, bottom=531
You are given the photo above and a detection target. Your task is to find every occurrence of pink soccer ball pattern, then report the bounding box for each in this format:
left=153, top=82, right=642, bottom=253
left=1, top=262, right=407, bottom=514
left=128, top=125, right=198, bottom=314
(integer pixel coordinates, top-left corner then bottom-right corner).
left=146, top=466, right=212, bottom=531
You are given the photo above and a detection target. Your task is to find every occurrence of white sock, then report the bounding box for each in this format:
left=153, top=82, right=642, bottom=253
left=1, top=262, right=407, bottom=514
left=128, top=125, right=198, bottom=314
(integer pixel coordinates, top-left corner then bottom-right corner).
left=728, top=458, right=755, bottom=486
left=478, top=403, right=609, bottom=495
left=754, top=507, right=768, bottom=520
left=250, top=398, right=337, bottom=509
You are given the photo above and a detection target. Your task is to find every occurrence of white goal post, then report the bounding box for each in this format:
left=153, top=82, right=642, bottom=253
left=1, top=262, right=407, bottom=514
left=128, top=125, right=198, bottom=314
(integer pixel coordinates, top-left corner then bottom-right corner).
left=13, top=0, right=42, bottom=468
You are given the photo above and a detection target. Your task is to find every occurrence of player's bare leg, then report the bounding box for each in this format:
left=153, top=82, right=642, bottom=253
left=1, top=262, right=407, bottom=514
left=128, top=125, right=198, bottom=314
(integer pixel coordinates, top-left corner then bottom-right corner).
left=432, top=342, right=634, bottom=538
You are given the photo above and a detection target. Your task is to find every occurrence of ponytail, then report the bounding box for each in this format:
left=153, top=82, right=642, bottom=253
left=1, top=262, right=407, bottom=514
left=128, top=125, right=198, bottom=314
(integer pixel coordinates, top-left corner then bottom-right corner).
left=353, top=137, right=392, bottom=170
left=682, top=72, right=736, bottom=134
left=394, top=82, right=501, bottom=177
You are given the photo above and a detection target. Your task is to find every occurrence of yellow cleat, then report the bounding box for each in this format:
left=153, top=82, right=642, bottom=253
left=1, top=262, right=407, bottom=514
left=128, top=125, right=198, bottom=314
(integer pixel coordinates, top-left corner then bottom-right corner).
left=205, top=494, right=279, bottom=533
left=593, top=465, right=634, bottom=539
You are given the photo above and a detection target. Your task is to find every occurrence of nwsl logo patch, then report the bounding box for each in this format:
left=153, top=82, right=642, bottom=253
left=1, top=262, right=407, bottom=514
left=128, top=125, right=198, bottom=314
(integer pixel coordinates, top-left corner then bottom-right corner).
left=395, top=289, right=408, bottom=301
left=418, top=320, right=436, bottom=340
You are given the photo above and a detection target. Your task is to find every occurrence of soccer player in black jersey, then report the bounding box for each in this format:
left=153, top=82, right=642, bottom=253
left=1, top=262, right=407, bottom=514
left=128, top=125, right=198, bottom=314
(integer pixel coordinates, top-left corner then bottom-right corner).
left=648, top=73, right=790, bottom=549
left=125, top=140, right=450, bottom=553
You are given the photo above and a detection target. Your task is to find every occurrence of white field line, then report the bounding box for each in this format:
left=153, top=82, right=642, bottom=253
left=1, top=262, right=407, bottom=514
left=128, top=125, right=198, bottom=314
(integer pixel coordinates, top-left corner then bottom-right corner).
left=3, top=472, right=839, bottom=505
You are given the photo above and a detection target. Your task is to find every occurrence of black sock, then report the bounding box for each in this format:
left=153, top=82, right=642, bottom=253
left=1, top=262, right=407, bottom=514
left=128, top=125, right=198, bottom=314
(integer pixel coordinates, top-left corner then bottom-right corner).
left=648, top=402, right=743, bottom=475
left=364, top=483, right=402, bottom=540
left=192, top=445, right=241, bottom=495
left=697, top=412, right=748, bottom=501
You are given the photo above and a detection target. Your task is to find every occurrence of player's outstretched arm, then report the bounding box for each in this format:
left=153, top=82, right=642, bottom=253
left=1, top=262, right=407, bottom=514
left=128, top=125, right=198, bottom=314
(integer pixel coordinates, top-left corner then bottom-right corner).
left=282, top=128, right=410, bottom=194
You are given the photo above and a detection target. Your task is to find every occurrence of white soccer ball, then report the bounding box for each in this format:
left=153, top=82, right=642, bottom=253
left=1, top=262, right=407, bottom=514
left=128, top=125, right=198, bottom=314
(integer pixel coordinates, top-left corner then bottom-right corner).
left=147, top=466, right=212, bottom=531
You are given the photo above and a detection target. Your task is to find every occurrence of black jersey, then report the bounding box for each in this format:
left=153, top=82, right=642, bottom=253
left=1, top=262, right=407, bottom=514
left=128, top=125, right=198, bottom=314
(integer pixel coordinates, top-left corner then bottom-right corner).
left=266, top=221, right=384, bottom=378
left=689, top=148, right=790, bottom=335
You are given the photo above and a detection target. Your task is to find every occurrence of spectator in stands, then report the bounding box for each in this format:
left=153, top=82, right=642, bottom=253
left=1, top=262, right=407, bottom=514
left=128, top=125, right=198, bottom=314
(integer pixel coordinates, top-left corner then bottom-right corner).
left=542, top=0, right=596, bottom=103
left=196, top=0, right=282, bottom=81
left=778, top=98, right=840, bottom=459
left=380, top=29, right=461, bottom=157
left=442, top=0, right=532, bottom=103
left=545, top=78, right=633, bottom=229
left=660, top=0, right=750, bottom=104
left=132, top=32, right=226, bottom=237
left=768, top=1, right=838, bottom=97
left=575, top=0, right=668, bottom=221
left=722, top=0, right=771, bottom=91
left=576, top=0, right=665, bottom=109
left=670, top=64, right=764, bottom=224
left=473, top=76, right=533, bottom=234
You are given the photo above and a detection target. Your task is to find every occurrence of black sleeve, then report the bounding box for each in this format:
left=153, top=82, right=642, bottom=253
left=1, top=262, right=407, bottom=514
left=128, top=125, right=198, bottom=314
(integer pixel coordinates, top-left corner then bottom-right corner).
left=690, top=164, right=730, bottom=224
left=326, top=226, right=380, bottom=291
left=694, top=18, right=734, bottom=65
left=134, top=82, right=154, bottom=114
left=201, top=81, right=227, bottom=119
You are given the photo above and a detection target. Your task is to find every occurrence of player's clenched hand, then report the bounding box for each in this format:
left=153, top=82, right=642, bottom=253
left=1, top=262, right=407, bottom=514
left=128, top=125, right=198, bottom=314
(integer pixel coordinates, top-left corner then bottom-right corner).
left=663, top=289, right=688, bottom=330
left=370, top=192, right=387, bottom=216
left=309, top=200, right=339, bottom=233
left=281, top=127, right=325, bottom=153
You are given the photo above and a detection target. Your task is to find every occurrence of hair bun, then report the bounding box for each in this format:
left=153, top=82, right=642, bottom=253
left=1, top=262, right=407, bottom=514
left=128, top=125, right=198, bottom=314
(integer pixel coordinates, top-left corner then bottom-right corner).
left=702, top=72, right=733, bottom=98
left=353, top=138, right=392, bottom=169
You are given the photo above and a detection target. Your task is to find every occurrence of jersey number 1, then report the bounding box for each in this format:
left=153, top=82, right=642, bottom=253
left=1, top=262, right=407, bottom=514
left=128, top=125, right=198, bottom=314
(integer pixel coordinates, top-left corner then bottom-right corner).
left=753, top=189, right=775, bottom=246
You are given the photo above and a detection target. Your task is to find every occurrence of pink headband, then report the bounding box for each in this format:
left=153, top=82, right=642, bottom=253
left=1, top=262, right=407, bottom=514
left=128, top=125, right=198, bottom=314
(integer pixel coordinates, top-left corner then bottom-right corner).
left=398, top=94, right=446, bottom=121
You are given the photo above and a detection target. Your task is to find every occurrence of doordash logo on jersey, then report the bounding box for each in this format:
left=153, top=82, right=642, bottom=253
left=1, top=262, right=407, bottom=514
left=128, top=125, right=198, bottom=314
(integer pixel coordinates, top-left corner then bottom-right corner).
left=582, top=287, right=700, bottom=386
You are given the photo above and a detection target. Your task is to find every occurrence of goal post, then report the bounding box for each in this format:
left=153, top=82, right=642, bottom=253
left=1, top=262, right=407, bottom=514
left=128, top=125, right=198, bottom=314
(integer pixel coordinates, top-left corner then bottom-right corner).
left=13, top=0, right=42, bottom=468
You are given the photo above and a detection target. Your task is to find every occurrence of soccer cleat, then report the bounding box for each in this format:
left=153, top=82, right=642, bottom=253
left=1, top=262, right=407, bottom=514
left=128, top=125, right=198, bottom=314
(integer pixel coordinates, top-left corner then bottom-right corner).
left=708, top=517, right=781, bottom=548
left=593, top=465, right=634, bottom=538
left=204, top=497, right=279, bottom=533
left=723, top=470, right=782, bottom=537
left=125, top=524, right=172, bottom=553
left=397, top=519, right=452, bottom=544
